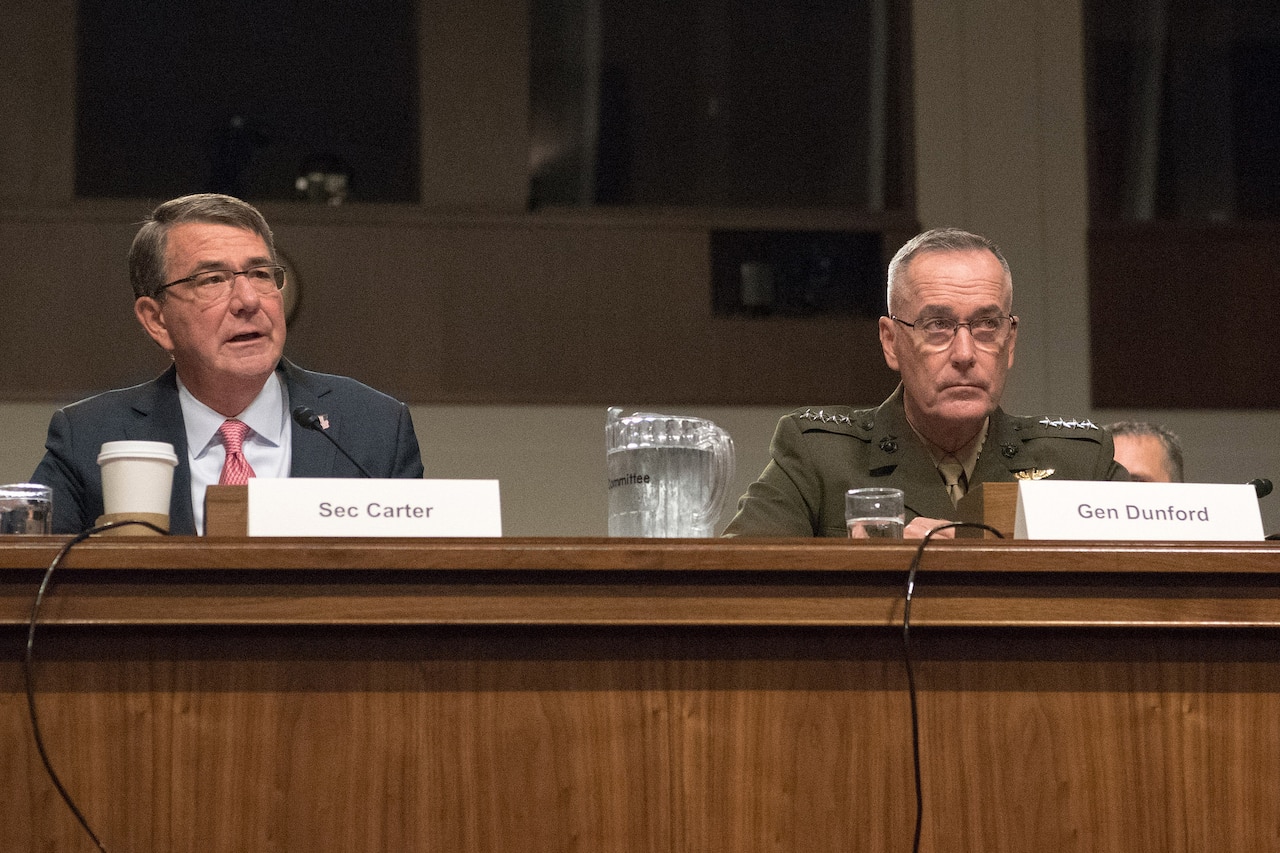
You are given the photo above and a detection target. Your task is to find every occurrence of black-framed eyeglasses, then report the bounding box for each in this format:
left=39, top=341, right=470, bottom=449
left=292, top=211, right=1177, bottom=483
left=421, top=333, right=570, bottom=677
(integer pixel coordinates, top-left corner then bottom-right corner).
left=890, top=314, right=1017, bottom=351
left=159, top=264, right=286, bottom=303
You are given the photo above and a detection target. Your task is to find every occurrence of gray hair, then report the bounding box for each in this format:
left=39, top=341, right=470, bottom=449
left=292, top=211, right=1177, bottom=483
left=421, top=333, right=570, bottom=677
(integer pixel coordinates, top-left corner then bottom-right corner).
left=886, top=227, right=1012, bottom=313
left=129, top=193, right=277, bottom=299
left=1105, top=420, right=1185, bottom=483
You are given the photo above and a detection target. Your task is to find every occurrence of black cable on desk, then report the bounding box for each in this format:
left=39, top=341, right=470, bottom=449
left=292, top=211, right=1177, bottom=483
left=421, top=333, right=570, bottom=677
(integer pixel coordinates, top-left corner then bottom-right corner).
left=902, top=522, right=1004, bottom=853
left=24, top=519, right=169, bottom=853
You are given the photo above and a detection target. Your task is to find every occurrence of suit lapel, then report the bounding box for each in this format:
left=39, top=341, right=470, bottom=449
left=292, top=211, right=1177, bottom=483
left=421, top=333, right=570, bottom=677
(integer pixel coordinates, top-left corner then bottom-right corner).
left=281, top=359, right=338, bottom=477
left=126, top=366, right=196, bottom=534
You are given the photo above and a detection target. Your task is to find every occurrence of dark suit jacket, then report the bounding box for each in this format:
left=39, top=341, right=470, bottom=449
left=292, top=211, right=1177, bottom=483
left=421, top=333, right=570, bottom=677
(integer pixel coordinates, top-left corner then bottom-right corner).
left=724, top=385, right=1127, bottom=537
left=32, top=360, right=424, bottom=534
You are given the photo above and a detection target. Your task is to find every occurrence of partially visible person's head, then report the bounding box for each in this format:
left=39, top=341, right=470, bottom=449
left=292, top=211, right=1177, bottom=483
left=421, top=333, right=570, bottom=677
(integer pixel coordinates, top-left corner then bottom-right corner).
left=130, top=194, right=287, bottom=416
left=1107, top=421, right=1184, bottom=482
left=129, top=193, right=277, bottom=300
left=878, top=228, right=1018, bottom=450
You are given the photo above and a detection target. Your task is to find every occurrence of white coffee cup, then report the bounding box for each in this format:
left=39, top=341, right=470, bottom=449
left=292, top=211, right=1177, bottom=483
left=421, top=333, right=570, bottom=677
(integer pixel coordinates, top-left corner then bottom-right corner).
left=97, top=441, right=180, bottom=518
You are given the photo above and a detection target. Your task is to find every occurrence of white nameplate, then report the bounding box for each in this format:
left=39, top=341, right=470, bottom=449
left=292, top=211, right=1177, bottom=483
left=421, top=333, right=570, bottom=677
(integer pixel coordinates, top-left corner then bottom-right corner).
left=1014, top=480, right=1263, bottom=541
left=247, top=478, right=501, bottom=537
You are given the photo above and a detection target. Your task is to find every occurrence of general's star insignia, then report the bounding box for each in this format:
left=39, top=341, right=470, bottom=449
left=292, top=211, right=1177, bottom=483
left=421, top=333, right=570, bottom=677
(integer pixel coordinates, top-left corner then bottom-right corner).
left=798, top=409, right=852, bottom=425
left=1038, top=416, right=1100, bottom=431
left=1014, top=468, right=1055, bottom=480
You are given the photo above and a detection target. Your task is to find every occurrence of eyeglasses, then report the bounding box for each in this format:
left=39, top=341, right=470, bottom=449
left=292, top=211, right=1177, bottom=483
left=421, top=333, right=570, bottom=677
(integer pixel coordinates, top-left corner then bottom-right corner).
left=890, top=314, right=1017, bottom=351
left=160, top=264, right=286, bottom=303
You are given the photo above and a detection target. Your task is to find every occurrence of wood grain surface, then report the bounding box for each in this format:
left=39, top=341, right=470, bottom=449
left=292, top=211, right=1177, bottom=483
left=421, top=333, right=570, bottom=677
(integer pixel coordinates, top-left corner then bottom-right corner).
left=3, top=539, right=1279, bottom=851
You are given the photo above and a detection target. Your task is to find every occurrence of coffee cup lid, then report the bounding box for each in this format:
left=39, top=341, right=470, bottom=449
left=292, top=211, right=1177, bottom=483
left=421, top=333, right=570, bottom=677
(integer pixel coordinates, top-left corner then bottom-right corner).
left=97, top=440, right=179, bottom=466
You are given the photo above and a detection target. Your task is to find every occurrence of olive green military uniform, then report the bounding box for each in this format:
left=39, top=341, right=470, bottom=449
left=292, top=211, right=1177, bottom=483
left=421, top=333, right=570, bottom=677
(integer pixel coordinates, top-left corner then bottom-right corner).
left=724, top=385, right=1127, bottom=537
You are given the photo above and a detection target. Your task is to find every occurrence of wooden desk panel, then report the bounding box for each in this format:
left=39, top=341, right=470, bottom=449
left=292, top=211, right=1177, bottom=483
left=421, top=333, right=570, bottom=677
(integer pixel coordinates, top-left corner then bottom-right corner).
left=4, top=537, right=1280, bottom=629
left=3, top=539, right=1279, bottom=852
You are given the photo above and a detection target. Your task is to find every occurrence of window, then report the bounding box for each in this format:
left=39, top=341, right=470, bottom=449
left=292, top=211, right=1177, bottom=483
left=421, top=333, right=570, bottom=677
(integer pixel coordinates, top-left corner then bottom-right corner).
left=1087, top=0, right=1280, bottom=221
left=76, top=0, right=420, bottom=203
left=529, top=0, right=912, bottom=210
left=1086, top=0, right=1280, bottom=408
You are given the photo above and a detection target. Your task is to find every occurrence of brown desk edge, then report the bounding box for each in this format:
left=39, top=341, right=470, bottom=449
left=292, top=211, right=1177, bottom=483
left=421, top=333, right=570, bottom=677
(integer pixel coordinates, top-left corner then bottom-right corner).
left=2, top=536, right=1279, bottom=629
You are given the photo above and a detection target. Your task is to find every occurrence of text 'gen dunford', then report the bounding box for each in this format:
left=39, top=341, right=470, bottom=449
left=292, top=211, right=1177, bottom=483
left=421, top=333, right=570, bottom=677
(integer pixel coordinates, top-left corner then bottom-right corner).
left=1077, top=503, right=1209, bottom=522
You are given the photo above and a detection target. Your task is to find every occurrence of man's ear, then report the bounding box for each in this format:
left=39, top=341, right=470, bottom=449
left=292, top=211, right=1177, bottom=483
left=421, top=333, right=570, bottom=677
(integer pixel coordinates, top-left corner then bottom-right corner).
left=878, top=315, right=900, bottom=371
left=1005, top=317, right=1018, bottom=369
left=135, top=297, right=175, bottom=353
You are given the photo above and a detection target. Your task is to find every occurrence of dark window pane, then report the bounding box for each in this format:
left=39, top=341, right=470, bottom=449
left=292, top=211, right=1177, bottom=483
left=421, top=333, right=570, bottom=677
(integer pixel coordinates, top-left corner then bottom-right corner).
left=530, top=0, right=909, bottom=210
left=1086, top=0, right=1280, bottom=221
left=76, top=0, right=419, bottom=203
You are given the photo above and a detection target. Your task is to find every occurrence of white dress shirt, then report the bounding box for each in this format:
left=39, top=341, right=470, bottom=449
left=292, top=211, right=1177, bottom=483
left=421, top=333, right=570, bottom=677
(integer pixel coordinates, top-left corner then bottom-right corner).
left=179, top=372, right=292, bottom=534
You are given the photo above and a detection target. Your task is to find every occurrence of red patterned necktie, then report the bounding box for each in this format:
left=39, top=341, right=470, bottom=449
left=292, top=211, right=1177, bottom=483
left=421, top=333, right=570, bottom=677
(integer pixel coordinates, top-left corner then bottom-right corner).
left=217, top=419, right=256, bottom=485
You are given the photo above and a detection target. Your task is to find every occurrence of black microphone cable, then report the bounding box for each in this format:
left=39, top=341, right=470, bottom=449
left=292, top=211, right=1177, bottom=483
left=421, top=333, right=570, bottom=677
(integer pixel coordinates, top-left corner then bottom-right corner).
left=24, top=518, right=169, bottom=853
left=902, top=521, right=1004, bottom=853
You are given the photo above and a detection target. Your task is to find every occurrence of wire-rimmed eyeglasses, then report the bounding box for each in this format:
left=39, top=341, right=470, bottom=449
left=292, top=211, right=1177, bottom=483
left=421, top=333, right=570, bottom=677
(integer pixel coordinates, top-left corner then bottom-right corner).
left=159, top=265, right=286, bottom=303
left=889, top=314, right=1017, bottom=351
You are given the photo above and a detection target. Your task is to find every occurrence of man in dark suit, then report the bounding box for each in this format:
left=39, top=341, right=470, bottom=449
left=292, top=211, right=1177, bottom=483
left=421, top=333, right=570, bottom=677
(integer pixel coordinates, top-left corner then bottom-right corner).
left=725, top=227, right=1126, bottom=538
left=1106, top=420, right=1184, bottom=483
left=32, top=193, right=423, bottom=534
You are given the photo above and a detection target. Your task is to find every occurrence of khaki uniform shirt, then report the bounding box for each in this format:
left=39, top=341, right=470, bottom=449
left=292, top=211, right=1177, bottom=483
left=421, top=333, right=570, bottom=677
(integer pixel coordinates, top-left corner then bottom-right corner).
left=724, top=385, right=1127, bottom=537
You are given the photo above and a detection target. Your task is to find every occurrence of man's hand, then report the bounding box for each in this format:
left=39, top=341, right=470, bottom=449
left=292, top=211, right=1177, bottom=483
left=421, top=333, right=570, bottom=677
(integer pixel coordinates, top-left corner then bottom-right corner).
left=904, top=516, right=956, bottom=539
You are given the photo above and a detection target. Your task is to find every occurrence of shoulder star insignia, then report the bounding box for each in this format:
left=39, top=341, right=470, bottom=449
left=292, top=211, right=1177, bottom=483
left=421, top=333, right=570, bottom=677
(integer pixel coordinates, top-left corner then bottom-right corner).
left=799, top=408, right=852, bottom=425
left=1037, top=416, right=1100, bottom=431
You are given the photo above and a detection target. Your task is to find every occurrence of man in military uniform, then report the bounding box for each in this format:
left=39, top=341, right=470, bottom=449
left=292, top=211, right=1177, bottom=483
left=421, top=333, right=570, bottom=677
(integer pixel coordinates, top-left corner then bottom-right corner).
left=724, top=227, right=1126, bottom=538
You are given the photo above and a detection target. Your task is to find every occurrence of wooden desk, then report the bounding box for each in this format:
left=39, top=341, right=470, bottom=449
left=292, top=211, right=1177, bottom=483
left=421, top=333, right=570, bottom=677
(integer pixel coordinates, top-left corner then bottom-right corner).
left=3, top=538, right=1278, bottom=851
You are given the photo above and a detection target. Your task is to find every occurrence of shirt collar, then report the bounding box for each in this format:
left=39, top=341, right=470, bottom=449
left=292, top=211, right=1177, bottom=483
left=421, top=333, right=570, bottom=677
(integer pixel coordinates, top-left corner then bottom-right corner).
left=179, top=371, right=288, bottom=458
left=910, top=417, right=989, bottom=484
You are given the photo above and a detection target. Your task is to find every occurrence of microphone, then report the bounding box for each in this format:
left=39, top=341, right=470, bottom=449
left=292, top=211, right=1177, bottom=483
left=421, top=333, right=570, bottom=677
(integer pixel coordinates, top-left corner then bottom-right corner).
left=291, top=405, right=374, bottom=478
left=1250, top=478, right=1273, bottom=500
